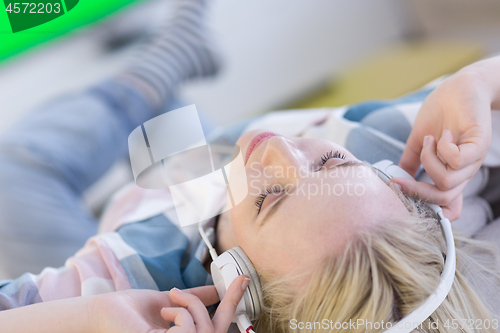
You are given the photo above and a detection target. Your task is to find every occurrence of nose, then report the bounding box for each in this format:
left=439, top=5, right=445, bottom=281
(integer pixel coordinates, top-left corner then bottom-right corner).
left=260, top=136, right=303, bottom=170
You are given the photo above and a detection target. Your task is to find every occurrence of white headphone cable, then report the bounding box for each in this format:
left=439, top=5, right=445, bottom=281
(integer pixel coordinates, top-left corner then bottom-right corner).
left=198, top=223, right=218, bottom=260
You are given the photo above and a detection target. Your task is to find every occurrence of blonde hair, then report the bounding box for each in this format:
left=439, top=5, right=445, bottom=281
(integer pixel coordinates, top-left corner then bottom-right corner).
left=256, top=187, right=500, bottom=333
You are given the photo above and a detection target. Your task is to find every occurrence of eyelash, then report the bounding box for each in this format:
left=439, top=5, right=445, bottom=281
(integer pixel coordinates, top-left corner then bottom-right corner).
left=254, top=150, right=346, bottom=213
left=318, top=150, right=346, bottom=169
left=255, top=185, right=283, bottom=214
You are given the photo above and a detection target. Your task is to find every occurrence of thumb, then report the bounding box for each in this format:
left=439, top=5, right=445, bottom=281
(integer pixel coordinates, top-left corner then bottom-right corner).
left=436, top=129, right=455, bottom=166
left=399, top=132, right=423, bottom=177
left=212, top=275, right=250, bottom=333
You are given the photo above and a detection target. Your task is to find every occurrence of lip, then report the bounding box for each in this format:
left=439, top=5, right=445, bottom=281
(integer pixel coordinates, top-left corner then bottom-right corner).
left=245, top=131, right=280, bottom=164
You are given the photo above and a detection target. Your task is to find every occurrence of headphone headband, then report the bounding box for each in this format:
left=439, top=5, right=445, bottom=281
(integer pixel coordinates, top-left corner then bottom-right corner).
left=371, top=160, right=456, bottom=333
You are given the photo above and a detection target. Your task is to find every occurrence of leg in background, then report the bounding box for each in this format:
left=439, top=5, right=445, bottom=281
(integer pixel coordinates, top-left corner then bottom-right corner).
left=0, top=0, right=218, bottom=278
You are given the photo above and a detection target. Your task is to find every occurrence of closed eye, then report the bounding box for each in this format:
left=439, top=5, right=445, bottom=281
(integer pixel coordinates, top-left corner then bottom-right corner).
left=255, top=185, right=284, bottom=214
left=317, top=150, right=346, bottom=170
left=255, top=150, right=347, bottom=214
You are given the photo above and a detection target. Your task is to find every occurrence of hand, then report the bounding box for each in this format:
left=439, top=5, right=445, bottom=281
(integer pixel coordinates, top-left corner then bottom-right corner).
left=161, top=275, right=250, bottom=333
left=92, top=275, right=250, bottom=333
left=393, top=70, right=493, bottom=221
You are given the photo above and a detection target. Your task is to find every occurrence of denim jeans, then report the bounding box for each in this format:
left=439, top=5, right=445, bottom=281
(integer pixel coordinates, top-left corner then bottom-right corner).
left=0, top=79, right=210, bottom=279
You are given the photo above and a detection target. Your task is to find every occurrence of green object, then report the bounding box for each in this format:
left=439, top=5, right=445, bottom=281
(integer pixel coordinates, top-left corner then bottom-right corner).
left=0, top=0, right=144, bottom=62
left=65, top=0, right=77, bottom=11
left=5, top=0, right=70, bottom=33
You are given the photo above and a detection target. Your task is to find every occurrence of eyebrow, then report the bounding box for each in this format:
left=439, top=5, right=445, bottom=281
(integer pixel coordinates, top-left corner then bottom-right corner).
left=259, top=160, right=368, bottom=226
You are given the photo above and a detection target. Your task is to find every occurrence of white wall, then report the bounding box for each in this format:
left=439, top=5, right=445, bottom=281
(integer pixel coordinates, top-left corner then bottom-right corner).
left=0, top=0, right=409, bottom=131
left=183, top=0, right=409, bottom=125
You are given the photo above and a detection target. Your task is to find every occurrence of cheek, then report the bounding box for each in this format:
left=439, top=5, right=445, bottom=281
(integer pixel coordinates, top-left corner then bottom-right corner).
left=228, top=204, right=250, bottom=245
left=227, top=205, right=269, bottom=268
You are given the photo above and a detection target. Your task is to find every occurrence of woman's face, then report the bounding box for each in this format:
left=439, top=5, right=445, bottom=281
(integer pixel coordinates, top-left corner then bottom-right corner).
left=219, top=130, right=410, bottom=281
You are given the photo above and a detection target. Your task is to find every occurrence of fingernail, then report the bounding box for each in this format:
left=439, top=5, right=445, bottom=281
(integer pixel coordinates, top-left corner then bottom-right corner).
left=423, top=135, right=430, bottom=147
left=171, top=287, right=184, bottom=293
left=392, top=182, right=402, bottom=192
left=443, top=129, right=452, bottom=138
left=242, top=277, right=250, bottom=291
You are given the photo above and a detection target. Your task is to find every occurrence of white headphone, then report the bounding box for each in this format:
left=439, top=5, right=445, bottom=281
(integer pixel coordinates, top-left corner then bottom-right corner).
left=198, top=223, right=262, bottom=333
left=201, top=160, right=456, bottom=333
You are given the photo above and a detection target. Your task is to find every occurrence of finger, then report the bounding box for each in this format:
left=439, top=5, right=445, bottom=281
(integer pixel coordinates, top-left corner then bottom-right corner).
left=435, top=129, right=453, bottom=165
left=441, top=193, right=463, bottom=222
left=169, top=288, right=213, bottom=331
left=160, top=286, right=219, bottom=307
left=436, top=129, right=485, bottom=170
left=420, top=135, right=478, bottom=190
left=161, top=307, right=196, bottom=332
left=390, top=176, right=468, bottom=207
left=398, top=132, right=423, bottom=177
left=212, top=275, right=250, bottom=333
left=185, top=285, right=220, bottom=306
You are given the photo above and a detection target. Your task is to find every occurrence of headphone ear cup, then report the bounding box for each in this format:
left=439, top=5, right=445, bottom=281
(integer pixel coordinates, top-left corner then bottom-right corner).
left=227, top=247, right=263, bottom=319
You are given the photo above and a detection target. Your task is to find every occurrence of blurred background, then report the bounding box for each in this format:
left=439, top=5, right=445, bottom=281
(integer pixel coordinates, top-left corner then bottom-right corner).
left=1, top=0, right=500, bottom=130
left=0, top=0, right=499, bottom=213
